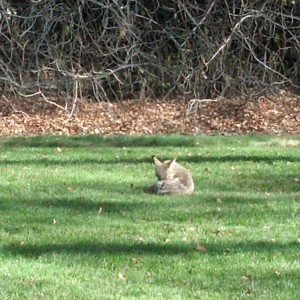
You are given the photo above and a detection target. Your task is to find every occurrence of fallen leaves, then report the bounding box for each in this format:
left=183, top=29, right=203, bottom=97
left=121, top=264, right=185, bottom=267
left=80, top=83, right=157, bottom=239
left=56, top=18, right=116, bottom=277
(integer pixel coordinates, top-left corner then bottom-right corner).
left=0, top=94, right=299, bottom=135
left=195, top=245, right=208, bottom=252
left=67, top=185, right=76, bottom=191
left=132, top=257, right=141, bottom=264
left=241, top=273, right=251, bottom=281
left=216, top=198, right=222, bottom=204
left=118, top=272, right=126, bottom=280
left=63, top=182, right=76, bottom=191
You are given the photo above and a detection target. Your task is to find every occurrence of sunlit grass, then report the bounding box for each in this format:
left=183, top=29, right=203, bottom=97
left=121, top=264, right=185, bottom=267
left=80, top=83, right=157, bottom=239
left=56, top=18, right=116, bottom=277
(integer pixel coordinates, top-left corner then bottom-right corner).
left=0, top=134, right=299, bottom=299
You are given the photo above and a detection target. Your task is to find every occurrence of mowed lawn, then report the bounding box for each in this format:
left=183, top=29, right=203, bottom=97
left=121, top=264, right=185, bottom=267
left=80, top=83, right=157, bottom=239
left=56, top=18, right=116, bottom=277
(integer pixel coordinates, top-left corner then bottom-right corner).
left=0, top=135, right=299, bottom=300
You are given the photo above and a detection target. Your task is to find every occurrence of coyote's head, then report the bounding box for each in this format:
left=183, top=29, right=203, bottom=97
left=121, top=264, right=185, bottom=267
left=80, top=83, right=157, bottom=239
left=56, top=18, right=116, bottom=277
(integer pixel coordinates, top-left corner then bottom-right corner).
left=153, top=156, right=177, bottom=181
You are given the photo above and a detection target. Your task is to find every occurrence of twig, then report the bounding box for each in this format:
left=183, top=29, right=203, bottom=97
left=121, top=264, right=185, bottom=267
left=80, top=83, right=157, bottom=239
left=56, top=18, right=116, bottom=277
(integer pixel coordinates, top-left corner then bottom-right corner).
left=187, top=98, right=220, bottom=115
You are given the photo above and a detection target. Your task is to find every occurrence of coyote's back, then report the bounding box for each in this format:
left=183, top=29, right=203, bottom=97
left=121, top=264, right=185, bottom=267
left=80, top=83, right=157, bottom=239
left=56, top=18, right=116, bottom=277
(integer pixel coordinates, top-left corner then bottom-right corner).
left=146, top=156, right=194, bottom=195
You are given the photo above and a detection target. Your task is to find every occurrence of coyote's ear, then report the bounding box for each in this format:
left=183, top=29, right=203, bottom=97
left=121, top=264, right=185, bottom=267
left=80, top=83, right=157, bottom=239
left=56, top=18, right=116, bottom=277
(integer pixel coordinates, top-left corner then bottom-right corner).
left=168, top=158, right=177, bottom=168
left=153, top=156, right=162, bottom=166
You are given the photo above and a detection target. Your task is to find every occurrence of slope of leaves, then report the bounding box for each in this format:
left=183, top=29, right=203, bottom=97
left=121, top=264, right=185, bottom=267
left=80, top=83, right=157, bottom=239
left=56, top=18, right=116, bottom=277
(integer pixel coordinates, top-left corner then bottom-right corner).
left=0, top=93, right=299, bottom=136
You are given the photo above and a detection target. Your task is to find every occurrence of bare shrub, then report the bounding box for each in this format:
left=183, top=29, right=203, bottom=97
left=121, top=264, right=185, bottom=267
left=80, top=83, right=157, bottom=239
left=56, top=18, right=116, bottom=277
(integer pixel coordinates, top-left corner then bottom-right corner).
left=0, top=0, right=299, bottom=115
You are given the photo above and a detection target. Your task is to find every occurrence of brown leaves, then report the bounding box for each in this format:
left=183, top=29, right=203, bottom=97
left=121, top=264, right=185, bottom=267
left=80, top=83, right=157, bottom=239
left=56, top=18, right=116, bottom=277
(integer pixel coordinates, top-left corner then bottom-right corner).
left=63, top=182, right=76, bottom=191
left=195, top=245, right=208, bottom=252
left=0, top=95, right=299, bottom=135
left=241, top=273, right=251, bottom=281
left=67, top=186, right=76, bottom=191
left=132, top=257, right=141, bottom=264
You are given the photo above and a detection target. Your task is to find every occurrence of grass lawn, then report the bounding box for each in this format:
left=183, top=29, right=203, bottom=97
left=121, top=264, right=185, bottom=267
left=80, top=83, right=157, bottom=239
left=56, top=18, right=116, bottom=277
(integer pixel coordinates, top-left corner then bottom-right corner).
left=0, top=134, right=299, bottom=300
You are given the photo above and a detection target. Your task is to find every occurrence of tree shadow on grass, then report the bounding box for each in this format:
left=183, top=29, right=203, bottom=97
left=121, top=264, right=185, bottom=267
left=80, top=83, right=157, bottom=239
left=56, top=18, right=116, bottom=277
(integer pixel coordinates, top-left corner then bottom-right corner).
left=0, top=154, right=299, bottom=166
left=0, top=176, right=300, bottom=220
left=184, top=154, right=300, bottom=164
left=2, top=240, right=299, bottom=258
left=151, top=195, right=300, bottom=223
left=0, top=194, right=151, bottom=215
left=39, top=198, right=150, bottom=215
left=0, top=157, right=152, bottom=166
left=0, top=134, right=199, bottom=148
left=5, top=134, right=296, bottom=149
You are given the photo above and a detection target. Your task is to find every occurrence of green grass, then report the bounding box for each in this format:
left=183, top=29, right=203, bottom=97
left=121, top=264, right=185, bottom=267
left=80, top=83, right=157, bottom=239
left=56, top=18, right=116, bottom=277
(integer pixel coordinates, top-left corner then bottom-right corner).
left=0, top=134, right=299, bottom=300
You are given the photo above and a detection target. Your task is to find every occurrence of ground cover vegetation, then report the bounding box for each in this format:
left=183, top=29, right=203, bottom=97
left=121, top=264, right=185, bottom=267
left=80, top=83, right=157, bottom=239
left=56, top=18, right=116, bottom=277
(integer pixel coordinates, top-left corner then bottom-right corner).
left=0, top=134, right=300, bottom=299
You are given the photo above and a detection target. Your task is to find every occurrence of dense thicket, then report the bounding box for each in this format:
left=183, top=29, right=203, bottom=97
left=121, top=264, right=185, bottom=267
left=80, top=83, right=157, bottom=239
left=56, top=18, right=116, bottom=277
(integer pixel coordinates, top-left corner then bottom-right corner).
left=0, top=0, right=299, bottom=107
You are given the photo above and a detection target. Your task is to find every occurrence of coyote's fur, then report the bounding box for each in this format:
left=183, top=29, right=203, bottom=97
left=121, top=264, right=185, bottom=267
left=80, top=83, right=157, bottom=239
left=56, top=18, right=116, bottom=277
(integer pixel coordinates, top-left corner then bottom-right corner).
left=146, top=156, right=194, bottom=195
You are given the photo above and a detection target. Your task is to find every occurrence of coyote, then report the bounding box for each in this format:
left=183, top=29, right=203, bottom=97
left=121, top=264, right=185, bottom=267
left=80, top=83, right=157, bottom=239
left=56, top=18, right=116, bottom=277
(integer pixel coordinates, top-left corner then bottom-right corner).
left=146, top=156, right=194, bottom=195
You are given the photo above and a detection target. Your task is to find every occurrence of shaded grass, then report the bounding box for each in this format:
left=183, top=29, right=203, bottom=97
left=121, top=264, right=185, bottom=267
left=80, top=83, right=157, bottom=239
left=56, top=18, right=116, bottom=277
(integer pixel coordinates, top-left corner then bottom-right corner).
left=0, top=134, right=300, bottom=299
left=0, top=134, right=200, bottom=148
left=2, top=133, right=299, bottom=148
